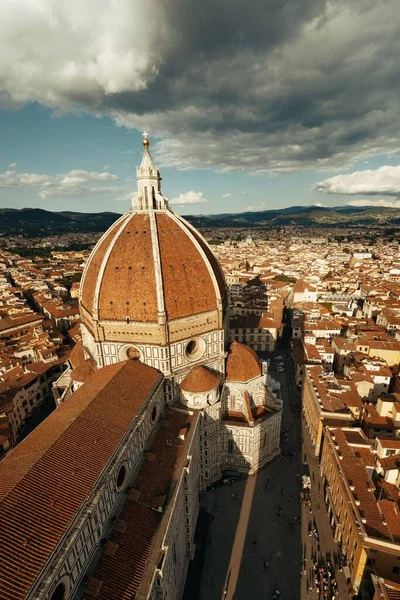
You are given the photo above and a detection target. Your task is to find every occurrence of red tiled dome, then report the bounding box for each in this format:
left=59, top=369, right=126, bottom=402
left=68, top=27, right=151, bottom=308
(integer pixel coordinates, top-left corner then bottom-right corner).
left=80, top=211, right=226, bottom=325
left=226, top=341, right=262, bottom=382
left=180, top=366, right=220, bottom=393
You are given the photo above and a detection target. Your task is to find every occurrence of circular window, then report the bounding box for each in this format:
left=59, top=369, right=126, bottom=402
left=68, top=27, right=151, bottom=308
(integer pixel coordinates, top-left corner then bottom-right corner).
left=185, top=338, right=206, bottom=361
left=116, top=463, right=128, bottom=491
left=151, top=405, right=157, bottom=423
left=50, top=582, right=66, bottom=600
left=127, top=346, right=140, bottom=360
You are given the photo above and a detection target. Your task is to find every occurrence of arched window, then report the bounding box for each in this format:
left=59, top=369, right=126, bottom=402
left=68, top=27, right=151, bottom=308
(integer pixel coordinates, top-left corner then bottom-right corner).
left=116, top=464, right=128, bottom=491
left=50, top=583, right=66, bottom=600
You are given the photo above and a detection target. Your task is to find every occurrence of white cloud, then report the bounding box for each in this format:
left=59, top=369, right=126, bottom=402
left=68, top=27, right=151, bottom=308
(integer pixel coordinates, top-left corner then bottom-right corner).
left=312, top=202, right=327, bottom=207
left=103, top=164, right=112, bottom=170
left=0, top=0, right=161, bottom=109
left=8, top=162, right=17, bottom=169
left=170, top=191, right=208, bottom=205
left=314, top=165, right=400, bottom=195
left=245, top=202, right=267, bottom=212
left=222, top=193, right=232, bottom=198
left=114, top=192, right=135, bottom=203
left=242, top=191, right=253, bottom=195
left=348, top=199, right=400, bottom=209
left=0, top=168, right=126, bottom=198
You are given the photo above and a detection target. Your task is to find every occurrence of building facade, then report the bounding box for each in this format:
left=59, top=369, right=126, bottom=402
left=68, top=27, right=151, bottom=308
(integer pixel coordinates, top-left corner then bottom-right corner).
left=320, top=428, right=400, bottom=596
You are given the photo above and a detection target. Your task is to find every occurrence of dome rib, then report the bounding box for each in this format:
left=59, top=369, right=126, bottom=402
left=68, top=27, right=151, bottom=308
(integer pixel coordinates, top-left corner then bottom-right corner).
left=155, top=212, right=222, bottom=321
left=80, top=213, right=129, bottom=315
left=97, top=213, right=158, bottom=322
left=176, top=214, right=227, bottom=302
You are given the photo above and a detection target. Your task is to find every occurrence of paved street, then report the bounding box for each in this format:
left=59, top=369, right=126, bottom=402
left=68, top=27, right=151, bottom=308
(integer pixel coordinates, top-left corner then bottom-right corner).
left=196, top=342, right=353, bottom=600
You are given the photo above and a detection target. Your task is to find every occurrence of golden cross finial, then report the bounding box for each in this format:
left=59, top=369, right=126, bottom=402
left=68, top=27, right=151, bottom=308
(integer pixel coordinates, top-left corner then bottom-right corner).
left=142, top=130, right=150, bottom=148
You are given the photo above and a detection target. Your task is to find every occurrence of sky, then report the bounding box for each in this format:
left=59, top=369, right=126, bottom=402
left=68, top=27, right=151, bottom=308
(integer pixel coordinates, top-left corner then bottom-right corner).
left=1, top=0, right=400, bottom=215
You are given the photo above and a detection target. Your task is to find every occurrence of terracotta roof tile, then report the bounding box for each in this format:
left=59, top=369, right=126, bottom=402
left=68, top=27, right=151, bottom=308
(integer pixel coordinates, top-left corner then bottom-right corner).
left=84, top=408, right=193, bottom=600
left=180, top=365, right=220, bottom=393
left=71, top=358, right=96, bottom=383
left=98, top=213, right=158, bottom=322
left=80, top=216, right=127, bottom=315
left=80, top=210, right=225, bottom=325
left=156, top=213, right=220, bottom=320
left=226, top=341, right=261, bottom=383
left=332, top=429, right=394, bottom=542
left=0, top=360, right=162, bottom=600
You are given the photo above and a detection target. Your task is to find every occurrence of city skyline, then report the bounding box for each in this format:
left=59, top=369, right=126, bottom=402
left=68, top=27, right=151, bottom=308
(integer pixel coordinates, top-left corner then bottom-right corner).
left=1, top=0, right=400, bottom=214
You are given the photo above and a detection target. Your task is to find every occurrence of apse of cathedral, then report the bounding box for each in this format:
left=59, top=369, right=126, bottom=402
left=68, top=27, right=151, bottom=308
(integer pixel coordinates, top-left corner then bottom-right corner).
left=0, top=136, right=282, bottom=600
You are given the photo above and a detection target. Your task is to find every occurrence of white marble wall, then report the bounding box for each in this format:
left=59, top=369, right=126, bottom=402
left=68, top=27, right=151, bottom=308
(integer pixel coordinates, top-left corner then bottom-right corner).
left=30, top=381, right=165, bottom=600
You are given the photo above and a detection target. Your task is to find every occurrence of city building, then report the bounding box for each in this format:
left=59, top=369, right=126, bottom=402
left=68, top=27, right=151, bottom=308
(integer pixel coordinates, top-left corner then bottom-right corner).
left=320, top=427, right=400, bottom=596
left=302, top=365, right=362, bottom=456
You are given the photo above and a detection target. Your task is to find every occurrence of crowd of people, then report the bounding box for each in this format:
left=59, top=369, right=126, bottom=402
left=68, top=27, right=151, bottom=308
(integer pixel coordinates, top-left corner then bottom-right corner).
left=304, top=551, right=340, bottom=599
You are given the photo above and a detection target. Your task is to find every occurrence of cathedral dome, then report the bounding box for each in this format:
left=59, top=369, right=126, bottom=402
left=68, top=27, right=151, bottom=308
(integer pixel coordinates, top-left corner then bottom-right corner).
left=226, top=341, right=262, bottom=382
left=79, top=136, right=226, bottom=348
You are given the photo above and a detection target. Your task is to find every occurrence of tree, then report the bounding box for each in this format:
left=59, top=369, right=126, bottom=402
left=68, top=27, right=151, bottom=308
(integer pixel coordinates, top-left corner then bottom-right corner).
left=273, top=274, right=297, bottom=283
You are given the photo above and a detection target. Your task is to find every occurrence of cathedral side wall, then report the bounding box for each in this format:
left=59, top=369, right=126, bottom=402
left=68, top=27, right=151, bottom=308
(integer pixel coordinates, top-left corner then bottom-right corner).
left=138, top=412, right=201, bottom=600
left=200, top=404, right=222, bottom=486
left=31, top=381, right=165, bottom=600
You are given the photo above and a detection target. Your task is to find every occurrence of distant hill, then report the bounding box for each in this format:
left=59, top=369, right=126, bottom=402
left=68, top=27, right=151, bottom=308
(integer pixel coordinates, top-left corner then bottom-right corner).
left=184, top=205, right=400, bottom=228
left=0, top=205, right=399, bottom=237
left=0, top=208, right=121, bottom=236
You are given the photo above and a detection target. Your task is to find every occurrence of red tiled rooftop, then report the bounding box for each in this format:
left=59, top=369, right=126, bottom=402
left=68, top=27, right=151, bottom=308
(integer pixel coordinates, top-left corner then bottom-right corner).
left=83, top=408, right=194, bottom=600
left=0, top=360, right=162, bottom=600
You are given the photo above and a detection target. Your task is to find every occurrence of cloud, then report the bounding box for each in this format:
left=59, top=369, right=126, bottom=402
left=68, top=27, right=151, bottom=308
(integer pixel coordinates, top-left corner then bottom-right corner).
left=222, top=193, right=232, bottom=198
left=103, top=164, right=112, bottom=170
left=242, top=191, right=253, bottom=195
left=8, top=162, right=17, bottom=169
left=1, top=2, right=400, bottom=173
left=312, top=202, right=327, bottom=207
left=0, top=168, right=126, bottom=198
left=348, top=199, right=400, bottom=209
left=245, top=202, right=267, bottom=212
left=114, top=192, right=134, bottom=203
left=170, top=191, right=208, bottom=205
left=314, top=165, right=400, bottom=195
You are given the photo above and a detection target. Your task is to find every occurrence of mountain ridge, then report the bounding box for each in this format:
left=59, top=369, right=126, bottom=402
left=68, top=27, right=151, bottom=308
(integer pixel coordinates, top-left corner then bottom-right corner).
left=0, top=204, right=399, bottom=236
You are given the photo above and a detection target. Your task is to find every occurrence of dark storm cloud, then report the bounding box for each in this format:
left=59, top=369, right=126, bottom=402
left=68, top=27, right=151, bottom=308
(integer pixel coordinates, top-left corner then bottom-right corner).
left=1, top=0, right=400, bottom=172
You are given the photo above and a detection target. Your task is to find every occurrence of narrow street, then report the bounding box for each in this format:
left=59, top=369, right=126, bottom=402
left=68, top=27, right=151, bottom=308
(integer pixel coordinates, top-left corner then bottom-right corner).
left=194, top=332, right=353, bottom=600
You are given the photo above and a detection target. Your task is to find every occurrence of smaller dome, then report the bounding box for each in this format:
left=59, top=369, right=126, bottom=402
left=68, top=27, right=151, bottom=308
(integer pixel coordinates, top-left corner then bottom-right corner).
left=180, top=366, right=220, bottom=393
left=69, top=340, right=96, bottom=384
left=226, top=341, right=262, bottom=383
left=71, top=359, right=96, bottom=383
left=69, top=340, right=85, bottom=369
